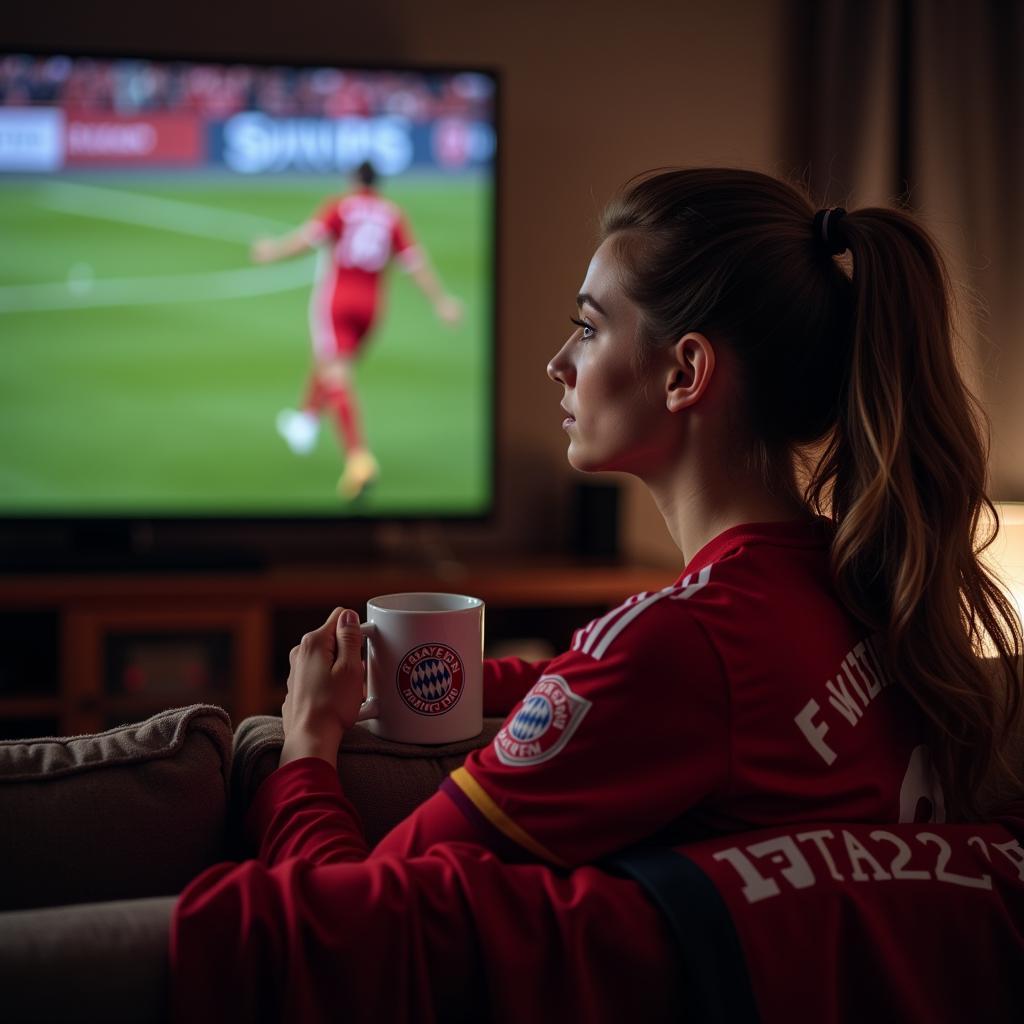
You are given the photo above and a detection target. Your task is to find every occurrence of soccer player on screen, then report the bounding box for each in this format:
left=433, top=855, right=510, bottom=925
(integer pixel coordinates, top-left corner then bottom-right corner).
left=251, top=160, right=462, bottom=500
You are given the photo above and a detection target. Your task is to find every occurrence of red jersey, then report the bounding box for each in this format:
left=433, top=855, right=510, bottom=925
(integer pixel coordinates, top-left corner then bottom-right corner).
left=440, top=517, right=940, bottom=866
left=306, top=189, right=421, bottom=358
left=311, top=189, right=421, bottom=280
left=658, top=807, right=1024, bottom=1022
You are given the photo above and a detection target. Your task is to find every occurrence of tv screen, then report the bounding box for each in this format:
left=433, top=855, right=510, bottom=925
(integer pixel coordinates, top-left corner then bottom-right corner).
left=0, top=53, right=496, bottom=523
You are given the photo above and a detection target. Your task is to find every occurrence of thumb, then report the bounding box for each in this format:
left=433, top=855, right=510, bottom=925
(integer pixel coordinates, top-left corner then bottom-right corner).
left=335, top=608, right=363, bottom=663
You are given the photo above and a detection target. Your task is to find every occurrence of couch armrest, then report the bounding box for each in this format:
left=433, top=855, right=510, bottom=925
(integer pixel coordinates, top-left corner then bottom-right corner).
left=0, top=705, right=232, bottom=911
left=230, top=716, right=502, bottom=851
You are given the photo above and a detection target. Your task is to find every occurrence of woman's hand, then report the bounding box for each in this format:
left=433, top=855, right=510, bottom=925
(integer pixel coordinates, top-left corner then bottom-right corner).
left=279, top=607, right=366, bottom=768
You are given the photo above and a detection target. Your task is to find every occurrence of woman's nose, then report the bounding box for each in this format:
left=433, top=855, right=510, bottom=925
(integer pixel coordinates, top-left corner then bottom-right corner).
left=547, top=338, right=573, bottom=385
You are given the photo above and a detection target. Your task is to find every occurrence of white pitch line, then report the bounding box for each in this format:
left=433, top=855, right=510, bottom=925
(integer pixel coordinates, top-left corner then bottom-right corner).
left=32, top=179, right=293, bottom=244
left=0, top=179, right=316, bottom=313
left=0, top=257, right=316, bottom=313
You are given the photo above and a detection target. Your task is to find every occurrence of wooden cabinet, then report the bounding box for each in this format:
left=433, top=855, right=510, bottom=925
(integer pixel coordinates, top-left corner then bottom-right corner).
left=0, top=562, right=673, bottom=737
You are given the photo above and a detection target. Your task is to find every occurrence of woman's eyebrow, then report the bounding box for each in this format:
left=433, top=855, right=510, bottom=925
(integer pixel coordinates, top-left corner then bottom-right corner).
left=575, top=292, right=607, bottom=316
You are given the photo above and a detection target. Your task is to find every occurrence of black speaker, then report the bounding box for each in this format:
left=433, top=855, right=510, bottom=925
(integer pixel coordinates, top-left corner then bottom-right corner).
left=570, top=481, right=620, bottom=560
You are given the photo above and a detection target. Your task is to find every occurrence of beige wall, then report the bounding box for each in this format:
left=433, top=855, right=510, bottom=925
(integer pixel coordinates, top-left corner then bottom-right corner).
left=8, top=0, right=791, bottom=567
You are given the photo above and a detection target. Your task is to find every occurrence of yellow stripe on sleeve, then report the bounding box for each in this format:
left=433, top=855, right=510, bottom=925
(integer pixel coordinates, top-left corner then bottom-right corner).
left=449, top=766, right=568, bottom=868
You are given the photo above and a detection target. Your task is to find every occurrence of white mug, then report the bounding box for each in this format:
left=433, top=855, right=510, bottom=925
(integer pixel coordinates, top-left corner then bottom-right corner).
left=355, top=592, right=484, bottom=744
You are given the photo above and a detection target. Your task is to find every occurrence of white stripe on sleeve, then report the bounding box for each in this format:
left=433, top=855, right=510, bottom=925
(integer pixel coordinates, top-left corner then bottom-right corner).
left=585, top=563, right=714, bottom=661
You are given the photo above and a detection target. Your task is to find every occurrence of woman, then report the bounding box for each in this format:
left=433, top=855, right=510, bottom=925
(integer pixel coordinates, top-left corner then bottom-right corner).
left=173, top=168, right=1023, bottom=1021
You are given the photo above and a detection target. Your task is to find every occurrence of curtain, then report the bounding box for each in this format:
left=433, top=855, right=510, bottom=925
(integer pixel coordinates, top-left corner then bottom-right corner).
left=785, top=0, right=1024, bottom=498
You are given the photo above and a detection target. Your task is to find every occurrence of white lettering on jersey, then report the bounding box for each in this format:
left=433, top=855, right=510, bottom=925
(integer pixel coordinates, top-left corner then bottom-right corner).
left=713, top=826, right=1002, bottom=903
left=794, top=699, right=836, bottom=765
left=825, top=674, right=865, bottom=725
left=868, top=830, right=931, bottom=880
left=917, top=833, right=993, bottom=890
left=571, top=564, right=712, bottom=662
left=712, top=835, right=815, bottom=904
left=842, top=830, right=893, bottom=881
left=335, top=202, right=395, bottom=271
left=990, top=839, right=1024, bottom=881
left=795, top=829, right=846, bottom=881
left=794, top=637, right=895, bottom=764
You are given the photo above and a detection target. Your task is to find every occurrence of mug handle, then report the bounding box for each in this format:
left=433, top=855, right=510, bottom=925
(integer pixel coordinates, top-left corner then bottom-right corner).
left=355, top=621, right=380, bottom=722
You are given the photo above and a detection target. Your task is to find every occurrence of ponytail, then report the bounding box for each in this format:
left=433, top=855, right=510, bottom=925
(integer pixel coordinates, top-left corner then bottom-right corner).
left=804, top=208, right=1023, bottom=819
left=602, top=168, right=1023, bottom=820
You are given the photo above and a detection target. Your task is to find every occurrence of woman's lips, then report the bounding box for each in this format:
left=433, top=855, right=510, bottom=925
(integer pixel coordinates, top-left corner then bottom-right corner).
left=562, top=416, right=575, bottom=429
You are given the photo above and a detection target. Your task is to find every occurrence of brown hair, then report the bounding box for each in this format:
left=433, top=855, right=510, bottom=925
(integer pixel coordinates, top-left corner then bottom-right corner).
left=601, top=167, right=1022, bottom=820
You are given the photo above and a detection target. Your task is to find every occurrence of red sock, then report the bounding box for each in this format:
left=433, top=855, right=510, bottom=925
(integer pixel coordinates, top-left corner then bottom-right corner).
left=322, top=382, right=364, bottom=453
left=302, top=375, right=325, bottom=415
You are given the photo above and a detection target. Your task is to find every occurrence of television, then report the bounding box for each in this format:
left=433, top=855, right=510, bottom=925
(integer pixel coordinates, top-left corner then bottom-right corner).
left=0, top=51, right=498, bottom=568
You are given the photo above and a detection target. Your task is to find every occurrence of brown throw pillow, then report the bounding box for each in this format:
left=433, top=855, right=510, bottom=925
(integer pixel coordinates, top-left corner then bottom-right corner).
left=230, top=716, right=502, bottom=854
left=0, top=704, right=232, bottom=912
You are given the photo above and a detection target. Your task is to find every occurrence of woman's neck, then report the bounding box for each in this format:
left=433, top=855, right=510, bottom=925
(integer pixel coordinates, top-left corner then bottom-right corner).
left=646, top=450, right=810, bottom=566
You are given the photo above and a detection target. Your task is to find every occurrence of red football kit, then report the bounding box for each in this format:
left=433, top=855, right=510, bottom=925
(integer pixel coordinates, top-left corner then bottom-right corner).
left=171, top=519, right=1021, bottom=1021
left=306, top=189, right=421, bottom=360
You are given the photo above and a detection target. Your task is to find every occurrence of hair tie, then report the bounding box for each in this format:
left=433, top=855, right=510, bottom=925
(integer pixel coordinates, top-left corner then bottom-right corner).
left=812, top=207, right=848, bottom=256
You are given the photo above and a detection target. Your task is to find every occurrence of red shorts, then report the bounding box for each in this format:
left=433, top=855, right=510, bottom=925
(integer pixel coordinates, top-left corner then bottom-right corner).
left=309, top=269, right=379, bottom=360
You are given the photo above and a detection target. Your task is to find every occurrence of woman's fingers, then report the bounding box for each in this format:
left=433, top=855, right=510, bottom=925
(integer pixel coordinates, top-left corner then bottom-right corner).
left=335, top=610, right=363, bottom=665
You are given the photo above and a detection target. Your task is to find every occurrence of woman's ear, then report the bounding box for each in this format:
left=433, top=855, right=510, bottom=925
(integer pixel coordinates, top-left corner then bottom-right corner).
left=665, top=332, right=715, bottom=413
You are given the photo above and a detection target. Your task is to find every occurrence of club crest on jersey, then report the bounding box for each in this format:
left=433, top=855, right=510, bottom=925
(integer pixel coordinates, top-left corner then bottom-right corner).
left=495, top=675, right=591, bottom=767
left=397, top=643, right=464, bottom=717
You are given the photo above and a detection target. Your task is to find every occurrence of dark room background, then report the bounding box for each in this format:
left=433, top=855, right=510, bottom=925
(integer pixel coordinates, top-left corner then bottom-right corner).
left=5, top=0, right=1022, bottom=569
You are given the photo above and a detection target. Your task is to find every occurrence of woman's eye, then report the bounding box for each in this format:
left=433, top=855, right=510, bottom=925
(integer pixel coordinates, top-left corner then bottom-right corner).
left=569, top=316, right=595, bottom=339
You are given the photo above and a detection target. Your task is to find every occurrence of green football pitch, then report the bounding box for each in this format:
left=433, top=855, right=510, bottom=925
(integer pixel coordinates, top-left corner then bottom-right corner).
left=0, top=173, right=493, bottom=516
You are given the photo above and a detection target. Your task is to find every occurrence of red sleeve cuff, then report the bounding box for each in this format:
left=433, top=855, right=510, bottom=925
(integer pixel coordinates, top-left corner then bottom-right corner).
left=244, top=756, right=345, bottom=851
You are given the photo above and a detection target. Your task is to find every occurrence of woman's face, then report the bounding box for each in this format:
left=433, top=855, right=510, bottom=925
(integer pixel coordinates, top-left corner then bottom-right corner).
left=547, top=235, right=674, bottom=476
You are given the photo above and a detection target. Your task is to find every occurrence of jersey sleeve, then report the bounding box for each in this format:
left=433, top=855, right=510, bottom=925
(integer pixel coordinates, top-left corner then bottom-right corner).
left=245, top=755, right=496, bottom=865
left=311, top=199, right=342, bottom=241
left=244, top=757, right=371, bottom=865
left=370, top=788, right=496, bottom=858
left=483, top=656, right=551, bottom=716
left=447, top=595, right=731, bottom=867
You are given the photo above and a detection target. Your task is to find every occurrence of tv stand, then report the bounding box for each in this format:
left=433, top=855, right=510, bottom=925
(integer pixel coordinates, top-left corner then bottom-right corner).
left=0, top=560, right=675, bottom=738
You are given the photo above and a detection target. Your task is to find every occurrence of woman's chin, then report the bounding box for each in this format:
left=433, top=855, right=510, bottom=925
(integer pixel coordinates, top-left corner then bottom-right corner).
left=566, top=445, right=605, bottom=475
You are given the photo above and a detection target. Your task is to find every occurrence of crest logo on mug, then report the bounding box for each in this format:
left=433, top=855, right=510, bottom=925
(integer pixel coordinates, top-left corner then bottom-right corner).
left=357, top=592, right=483, bottom=743
left=398, top=643, right=465, bottom=716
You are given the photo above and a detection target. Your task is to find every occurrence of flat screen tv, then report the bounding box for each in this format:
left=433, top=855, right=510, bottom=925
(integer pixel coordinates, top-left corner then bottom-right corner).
left=0, top=51, right=497, bottom=565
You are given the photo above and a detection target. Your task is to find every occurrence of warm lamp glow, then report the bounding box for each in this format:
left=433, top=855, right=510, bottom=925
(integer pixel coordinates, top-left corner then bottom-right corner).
left=981, top=503, right=1024, bottom=651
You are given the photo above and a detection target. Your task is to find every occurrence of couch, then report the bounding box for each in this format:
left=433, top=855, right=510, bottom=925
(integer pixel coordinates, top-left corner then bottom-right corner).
left=0, top=705, right=503, bottom=1022
left=1, top=704, right=1022, bottom=1023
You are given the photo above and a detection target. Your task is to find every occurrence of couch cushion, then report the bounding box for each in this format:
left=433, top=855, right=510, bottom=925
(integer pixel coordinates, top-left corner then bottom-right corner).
left=0, top=895, right=173, bottom=1023
left=0, top=704, right=232, bottom=912
left=231, top=716, right=501, bottom=851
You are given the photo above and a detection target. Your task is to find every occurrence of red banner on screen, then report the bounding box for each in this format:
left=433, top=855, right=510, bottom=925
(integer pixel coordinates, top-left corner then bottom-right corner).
left=63, top=112, right=202, bottom=166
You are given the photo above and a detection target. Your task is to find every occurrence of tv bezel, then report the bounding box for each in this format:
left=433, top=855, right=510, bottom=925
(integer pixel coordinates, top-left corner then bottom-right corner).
left=0, top=46, right=502, bottom=568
